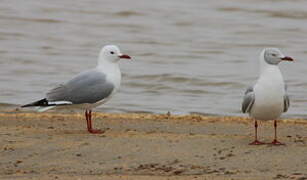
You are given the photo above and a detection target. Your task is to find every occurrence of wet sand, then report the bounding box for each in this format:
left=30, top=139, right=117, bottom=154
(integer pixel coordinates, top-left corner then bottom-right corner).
left=1, top=111, right=307, bottom=180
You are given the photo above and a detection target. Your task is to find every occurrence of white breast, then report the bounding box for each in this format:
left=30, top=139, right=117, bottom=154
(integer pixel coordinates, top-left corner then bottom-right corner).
left=250, top=66, right=285, bottom=120
left=105, top=65, right=121, bottom=93
left=87, top=64, right=121, bottom=109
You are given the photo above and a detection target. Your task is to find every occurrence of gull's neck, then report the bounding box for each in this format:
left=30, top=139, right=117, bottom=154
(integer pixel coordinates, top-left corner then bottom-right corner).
left=97, top=57, right=120, bottom=72
left=97, top=56, right=121, bottom=89
left=259, top=52, right=279, bottom=76
left=258, top=54, right=283, bottom=87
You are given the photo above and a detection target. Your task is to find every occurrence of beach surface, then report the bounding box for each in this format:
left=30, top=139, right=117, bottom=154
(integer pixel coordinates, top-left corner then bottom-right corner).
left=1, top=110, right=307, bottom=180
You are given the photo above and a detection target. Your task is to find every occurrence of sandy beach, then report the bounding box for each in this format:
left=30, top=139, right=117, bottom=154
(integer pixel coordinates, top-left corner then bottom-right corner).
left=1, top=110, right=307, bottom=180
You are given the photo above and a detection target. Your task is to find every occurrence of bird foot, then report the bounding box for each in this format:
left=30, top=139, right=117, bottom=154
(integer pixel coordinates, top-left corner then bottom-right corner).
left=88, top=129, right=105, bottom=134
left=269, top=139, right=285, bottom=146
left=249, top=140, right=266, bottom=145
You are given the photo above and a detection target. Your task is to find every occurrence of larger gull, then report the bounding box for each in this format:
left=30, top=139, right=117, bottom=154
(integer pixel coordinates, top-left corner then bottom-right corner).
left=242, top=48, right=293, bottom=145
left=22, top=45, right=131, bottom=134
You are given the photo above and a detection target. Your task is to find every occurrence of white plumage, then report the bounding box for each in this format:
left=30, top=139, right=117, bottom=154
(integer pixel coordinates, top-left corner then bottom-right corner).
left=242, top=48, right=293, bottom=145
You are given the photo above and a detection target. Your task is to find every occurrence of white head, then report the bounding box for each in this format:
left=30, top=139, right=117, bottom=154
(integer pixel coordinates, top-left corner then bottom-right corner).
left=261, top=48, right=293, bottom=65
left=98, top=45, right=131, bottom=65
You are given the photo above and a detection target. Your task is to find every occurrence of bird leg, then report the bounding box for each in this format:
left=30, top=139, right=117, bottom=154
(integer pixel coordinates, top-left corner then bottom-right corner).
left=88, top=110, right=92, bottom=130
left=86, top=110, right=104, bottom=134
left=270, top=120, right=285, bottom=145
left=249, top=120, right=265, bottom=145
left=85, top=110, right=90, bottom=130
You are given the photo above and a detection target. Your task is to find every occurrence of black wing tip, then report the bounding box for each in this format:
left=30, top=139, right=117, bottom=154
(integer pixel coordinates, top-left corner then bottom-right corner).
left=241, top=107, right=247, bottom=113
left=21, top=98, right=49, bottom=107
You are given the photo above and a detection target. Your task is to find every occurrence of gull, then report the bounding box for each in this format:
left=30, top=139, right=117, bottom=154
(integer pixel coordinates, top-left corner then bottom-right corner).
left=22, top=45, right=131, bottom=134
left=242, top=48, right=293, bottom=145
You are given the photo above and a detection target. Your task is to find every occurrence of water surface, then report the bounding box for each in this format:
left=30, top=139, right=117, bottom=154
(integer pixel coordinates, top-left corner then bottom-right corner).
left=1, top=0, right=307, bottom=117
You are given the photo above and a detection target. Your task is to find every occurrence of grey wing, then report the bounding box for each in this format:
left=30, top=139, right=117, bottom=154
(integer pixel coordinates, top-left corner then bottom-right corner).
left=241, top=86, right=255, bottom=113
left=46, top=69, right=114, bottom=104
left=283, top=84, right=290, bottom=112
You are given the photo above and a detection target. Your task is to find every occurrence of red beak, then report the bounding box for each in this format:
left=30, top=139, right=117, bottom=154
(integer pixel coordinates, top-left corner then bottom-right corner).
left=119, top=54, right=131, bottom=59
left=281, top=56, right=294, bottom=61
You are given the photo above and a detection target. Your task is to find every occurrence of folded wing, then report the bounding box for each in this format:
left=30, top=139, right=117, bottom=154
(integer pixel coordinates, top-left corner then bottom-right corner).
left=47, top=69, right=114, bottom=104
left=242, top=86, right=255, bottom=113
left=283, top=84, right=290, bottom=112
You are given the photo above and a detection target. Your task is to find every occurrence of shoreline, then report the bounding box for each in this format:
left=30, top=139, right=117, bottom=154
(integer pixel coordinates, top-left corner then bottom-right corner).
left=1, top=102, right=306, bottom=119
left=1, top=111, right=307, bottom=124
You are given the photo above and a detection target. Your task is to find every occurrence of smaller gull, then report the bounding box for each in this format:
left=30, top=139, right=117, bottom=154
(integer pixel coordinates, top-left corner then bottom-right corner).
left=242, top=48, right=293, bottom=145
left=22, top=45, right=131, bottom=134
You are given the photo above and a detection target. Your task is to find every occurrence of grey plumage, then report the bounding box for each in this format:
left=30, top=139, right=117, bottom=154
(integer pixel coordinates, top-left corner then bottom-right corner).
left=241, top=86, right=255, bottom=113
left=47, top=69, right=114, bottom=104
left=264, top=48, right=281, bottom=65
left=283, top=84, right=290, bottom=112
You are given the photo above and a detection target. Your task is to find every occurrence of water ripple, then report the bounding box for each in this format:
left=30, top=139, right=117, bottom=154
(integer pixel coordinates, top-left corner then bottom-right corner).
left=113, top=11, right=145, bottom=17
left=218, top=7, right=307, bottom=19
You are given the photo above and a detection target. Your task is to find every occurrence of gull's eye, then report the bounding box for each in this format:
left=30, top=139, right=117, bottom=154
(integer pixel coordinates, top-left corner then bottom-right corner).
left=272, top=53, right=277, bottom=57
left=110, top=51, right=114, bottom=54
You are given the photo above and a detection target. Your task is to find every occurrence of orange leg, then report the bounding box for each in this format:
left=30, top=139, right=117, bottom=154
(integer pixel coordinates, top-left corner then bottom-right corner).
left=85, top=110, right=90, bottom=129
left=269, top=120, right=285, bottom=145
left=85, top=110, right=104, bottom=134
left=249, top=120, right=265, bottom=145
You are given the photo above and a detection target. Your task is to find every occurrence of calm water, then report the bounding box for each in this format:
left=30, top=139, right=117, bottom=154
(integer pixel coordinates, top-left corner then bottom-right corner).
left=1, top=0, right=307, bottom=117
